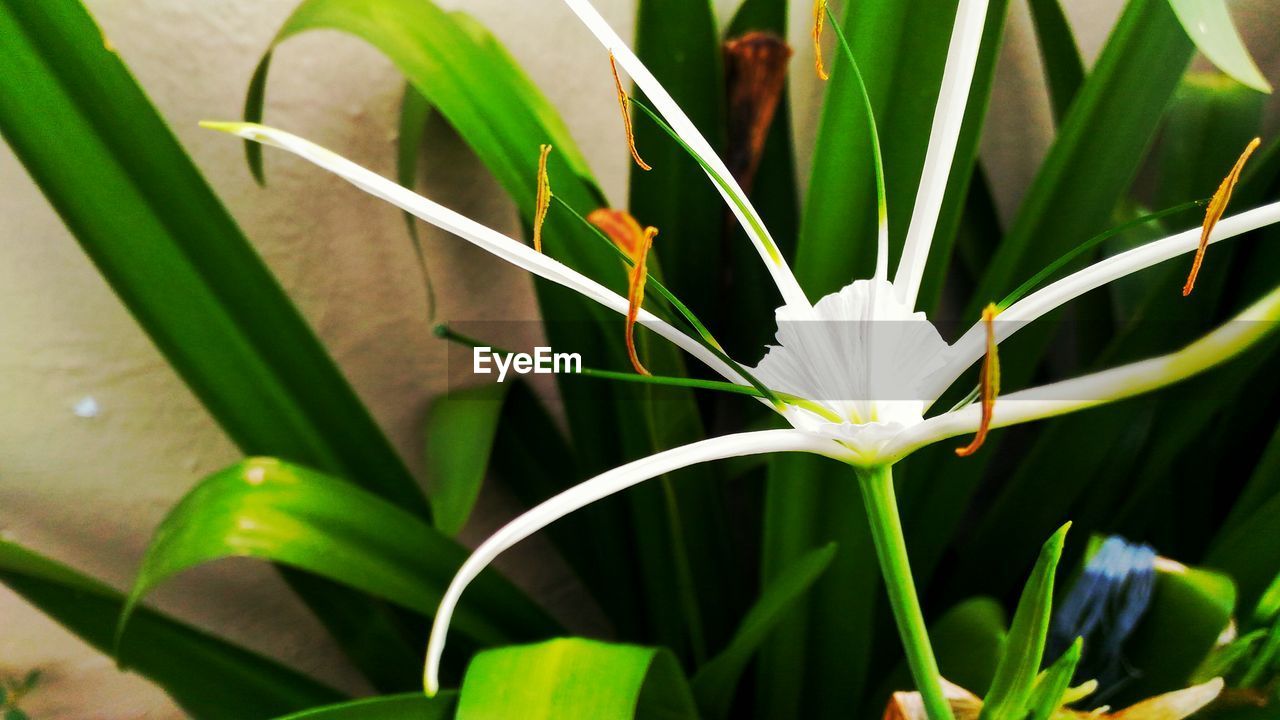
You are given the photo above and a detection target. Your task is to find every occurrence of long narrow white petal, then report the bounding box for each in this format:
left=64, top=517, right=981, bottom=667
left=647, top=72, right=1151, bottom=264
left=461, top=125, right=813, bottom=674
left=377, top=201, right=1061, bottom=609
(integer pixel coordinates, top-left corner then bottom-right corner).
left=890, top=282, right=1280, bottom=460
left=925, top=200, right=1280, bottom=402
left=423, top=429, right=852, bottom=693
left=207, top=122, right=743, bottom=384
left=893, top=0, right=991, bottom=309
left=559, top=0, right=811, bottom=310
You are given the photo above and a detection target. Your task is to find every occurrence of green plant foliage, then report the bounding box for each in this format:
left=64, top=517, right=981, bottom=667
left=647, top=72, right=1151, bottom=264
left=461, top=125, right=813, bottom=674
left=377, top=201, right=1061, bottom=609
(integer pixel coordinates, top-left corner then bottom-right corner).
left=121, top=458, right=557, bottom=648
left=274, top=694, right=456, bottom=720
left=455, top=638, right=698, bottom=720
left=630, top=0, right=724, bottom=319
left=0, top=540, right=343, bottom=718
left=1118, top=563, right=1235, bottom=705
left=979, top=523, right=1069, bottom=720
left=1025, top=638, right=1082, bottom=720
left=0, top=0, right=435, bottom=690
left=1026, top=0, right=1084, bottom=122
left=425, top=383, right=509, bottom=536
left=692, top=543, right=836, bottom=719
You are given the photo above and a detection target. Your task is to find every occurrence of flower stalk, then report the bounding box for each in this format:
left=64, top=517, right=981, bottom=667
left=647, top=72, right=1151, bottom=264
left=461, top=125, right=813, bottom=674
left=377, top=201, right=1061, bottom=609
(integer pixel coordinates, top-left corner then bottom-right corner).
left=857, top=464, right=955, bottom=720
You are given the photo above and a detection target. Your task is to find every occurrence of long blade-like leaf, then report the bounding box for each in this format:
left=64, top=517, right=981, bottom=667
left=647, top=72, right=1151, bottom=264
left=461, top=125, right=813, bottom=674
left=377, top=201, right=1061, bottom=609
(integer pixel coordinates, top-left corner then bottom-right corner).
left=692, top=543, right=836, bottom=720
left=0, top=0, right=431, bottom=689
left=122, top=458, right=558, bottom=649
left=425, top=383, right=508, bottom=537
left=797, top=0, right=1008, bottom=308
left=980, top=524, right=1069, bottom=720
left=0, top=540, right=344, bottom=719
left=455, top=638, right=698, bottom=720
left=245, top=0, right=726, bottom=655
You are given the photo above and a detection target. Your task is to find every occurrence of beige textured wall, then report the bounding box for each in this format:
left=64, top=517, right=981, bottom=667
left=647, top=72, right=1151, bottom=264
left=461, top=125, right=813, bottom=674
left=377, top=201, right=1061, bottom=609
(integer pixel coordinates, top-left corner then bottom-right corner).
left=1, top=1, right=1276, bottom=717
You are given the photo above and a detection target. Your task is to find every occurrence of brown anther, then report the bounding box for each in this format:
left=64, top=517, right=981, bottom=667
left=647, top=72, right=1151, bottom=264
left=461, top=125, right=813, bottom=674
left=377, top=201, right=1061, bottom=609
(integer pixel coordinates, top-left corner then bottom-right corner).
left=1184, top=137, right=1262, bottom=296
left=533, top=144, right=553, bottom=253
left=956, top=304, right=1001, bottom=457
left=724, top=32, right=793, bottom=193
left=813, top=0, right=830, bottom=81
left=588, top=208, right=656, bottom=376
left=610, top=54, right=652, bottom=171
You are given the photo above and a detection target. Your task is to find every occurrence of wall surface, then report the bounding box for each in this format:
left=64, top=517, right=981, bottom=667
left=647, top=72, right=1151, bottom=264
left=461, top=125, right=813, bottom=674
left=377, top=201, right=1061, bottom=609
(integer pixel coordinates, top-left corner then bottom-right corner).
left=1, top=0, right=1276, bottom=717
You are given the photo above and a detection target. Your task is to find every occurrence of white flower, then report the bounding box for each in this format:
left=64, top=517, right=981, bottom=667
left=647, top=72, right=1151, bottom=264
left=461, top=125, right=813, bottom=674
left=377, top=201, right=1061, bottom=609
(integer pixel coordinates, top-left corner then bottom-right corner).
left=208, top=0, right=1280, bottom=694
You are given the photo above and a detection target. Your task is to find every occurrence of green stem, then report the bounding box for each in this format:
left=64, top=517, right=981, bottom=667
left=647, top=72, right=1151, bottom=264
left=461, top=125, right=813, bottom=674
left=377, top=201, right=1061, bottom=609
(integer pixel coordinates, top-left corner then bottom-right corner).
left=856, top=465, right=954, bottom=720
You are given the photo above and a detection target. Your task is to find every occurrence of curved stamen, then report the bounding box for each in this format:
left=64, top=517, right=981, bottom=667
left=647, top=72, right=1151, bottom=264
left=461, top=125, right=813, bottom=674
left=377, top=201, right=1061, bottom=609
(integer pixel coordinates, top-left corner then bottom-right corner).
left=610, top=54, right=651, bottom=172
left=1184, top=137, right=1261, bottom=296
left=533, top=144, right=553, bottom=252
left=813, top=0, right=830, bottom=80
left=955, top=304, right=1000, bottom=456
left=588, top=209, right=658, bottom=375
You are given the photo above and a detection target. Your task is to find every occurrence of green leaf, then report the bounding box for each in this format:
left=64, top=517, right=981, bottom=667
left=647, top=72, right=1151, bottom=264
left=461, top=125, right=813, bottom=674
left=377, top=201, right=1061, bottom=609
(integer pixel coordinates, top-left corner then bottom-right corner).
left=630, top=0, right=724, bottom=319
left=425, top=383, right=508, bottom=536
left=396, top=82, right=436, bottom=320
left=1027, top=637, right=1082, bottom=720
left=1209, top=489, right=1280, bottom=617
left=1027, top=0, right=1085, bottom=122
left=757, top=455, right=879, bottom=719
left=692, top=543, right=836, bottom=719
left=0, top=0, right=425, bottom=516
left=723, top=0, right=800, bottom=356
left=980, top=523, right=1070, bottom=720
left=0, top=540, right=344, bottom=719
left=1191, top=629, right=1266, bottom=684
left=0, top=0, right=432, bottom=689
left=1117, top=563, right=1235, bottom=704
left=797, top=0, right=1008, bottom=305
left=932, top=598, right=1009, bottom=698
left=274, top=693, right=456, bottom=720
left=456, top=638, right=698, bottom=720
left=1166, top=0, right=1271, bottom=94
left=246, top=0, right=723, bottom=655
left=122, top=458, right=557, bottom=650
left=874, top=596, right=1009, bottom=706
left=971, top=0, right=1193, bottom=323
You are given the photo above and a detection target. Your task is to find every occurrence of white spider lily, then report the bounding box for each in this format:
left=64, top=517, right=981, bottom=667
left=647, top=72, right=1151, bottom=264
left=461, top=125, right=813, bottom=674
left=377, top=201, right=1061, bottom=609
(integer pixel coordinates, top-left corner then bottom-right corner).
left=210, top=0, right=1280, bottom=699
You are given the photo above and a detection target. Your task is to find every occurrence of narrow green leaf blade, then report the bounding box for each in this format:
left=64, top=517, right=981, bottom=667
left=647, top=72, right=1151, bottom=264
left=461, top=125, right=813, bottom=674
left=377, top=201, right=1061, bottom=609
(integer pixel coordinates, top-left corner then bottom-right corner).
left=1027, top=0, right=1085, bottom=123
left=0, top=0, right=433, bottom=689
left=456, top=638, right=698, bottom=720
left=274, top=693, right=455, bottom=720
left=630, top=0, right=724, bottom=318
left=0, top=540, right=344, bottom=719
left=1027, top=638, right=1082, bottom=720
left=0, top=0, right=424, bottom=514
left=123, top=458, right=557, bottom=649
left=1167, top=0, right=1272, bottom=94
left=692, top=543, right=836, bottom=720
left=980, top=523, right=1070, bottom=720
left=425, top=383, right=508, bottom=536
